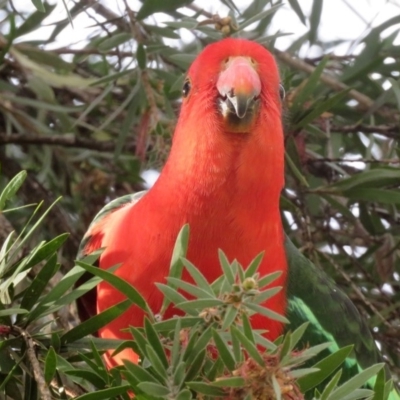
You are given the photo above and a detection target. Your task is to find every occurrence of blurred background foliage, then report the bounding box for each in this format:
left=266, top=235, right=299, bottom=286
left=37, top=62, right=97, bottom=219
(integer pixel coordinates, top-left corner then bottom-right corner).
left=0, top=0, right=400, bottom=397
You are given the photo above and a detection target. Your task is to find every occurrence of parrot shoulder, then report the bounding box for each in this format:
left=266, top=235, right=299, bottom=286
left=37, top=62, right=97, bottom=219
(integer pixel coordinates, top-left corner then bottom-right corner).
left=77, top=191, right=148, bottom=260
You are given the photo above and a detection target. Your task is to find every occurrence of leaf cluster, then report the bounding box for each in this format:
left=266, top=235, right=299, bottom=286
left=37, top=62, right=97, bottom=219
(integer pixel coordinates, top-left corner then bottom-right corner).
left=0, top=179, right=393, bottom=399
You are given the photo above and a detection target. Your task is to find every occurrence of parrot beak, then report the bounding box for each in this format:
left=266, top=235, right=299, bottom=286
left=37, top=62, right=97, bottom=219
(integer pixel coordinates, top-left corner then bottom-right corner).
left=217, top=56, right=261, bottom=120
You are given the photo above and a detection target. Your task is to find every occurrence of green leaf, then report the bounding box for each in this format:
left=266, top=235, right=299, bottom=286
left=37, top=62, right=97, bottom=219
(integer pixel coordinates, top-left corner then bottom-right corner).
left=288, top=322, right=309, bottom=353
left=76, top=261, right=151, bottom=313
left=186, top=381, right=225, bottom=396
left=15, top=4, right=56, bottom=37
left=257, top=271, right=282, bottom=289
left=190, top=324, right=213, bottom=358
left=252, top=286, right=282, bottom=305
left=231, top=326, right=265, bottom=366
left=156, top=284, right=190, bottom=312
left=322, top=168, right=400, bottom=192
left=173, top=361, right=186, bottom=388
left=244, top=252, right=264, bottom=278
left=175, top=298, right=224, bottom=312
left=241, top=313, right=255, bottom=344
left=218, top=250, right=235, bottom=285
left=98, top=33, right=132, bottom=52
left=237, top=4, right=281, bottom=31
left=297, top=346, right=353, bottom=392
left=341, top=188, right=400, bottom=205
left=175, top=389, right=192, bottom=400
left=0, top=308, right=28, bottom=317
left=329, top=364, right=384, bottom=400
left=181, top=258, right=214, bottom=295
left=231, top=326, right=242, bottom=362
left=272, top=374, right=282, bottom=400
left=137, top=0, right=194, bottom=20
left=160, top=224, right=189, bottom=313
left=0, top=171, right=27, bottom=211
left=31, top=0, right=46, bottom=12
left=44, top=347, right=57, bottom=384
left=296, top=90, right=350, bottom=128
left=24, top=233, right=69, bottom=270
left=184, top=349, right=206, bottom=381
left=167, top=277, right=214, bottom=299
left=61, top=299, right=131, bottom=343
left=309, top=0, right=323, bottom=44
left=63, top=369, right=106, bottom=388
left=89, top=340, right=108, bottom=381
left=144, top=344, right=168, bottom=381
left=167, top=53, right=196, bottom=68
left=144, top=318, right=168, bottom=369
left=245, top=302, right=289, bottom=324
left=221, top=305, right=238, bottom=330
left=290, top=368, right=320, bottom=379
left=171, top=319, right=182, bottom=370
left=137, top=44, right=147, bottom=70
left=73, top=385, right=130, bottom=400
left=137, top=382, right=170, bottom=397
left=212, top=329, right=236, bottom=371
left=292, top=57, right=330, bottom=112
left=154, top=317, right=203, bottom=333
left=124, top=360, right=160, bottom=384
left=145, top=24, right=181, bottom=39
left=287, top=0, right=306, bottom=25
left=372, top=368, right=386, bottom=400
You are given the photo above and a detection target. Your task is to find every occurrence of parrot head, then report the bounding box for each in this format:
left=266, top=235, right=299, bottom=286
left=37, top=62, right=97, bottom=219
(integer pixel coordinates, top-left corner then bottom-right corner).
left=181, top=38, right=282, bottom=134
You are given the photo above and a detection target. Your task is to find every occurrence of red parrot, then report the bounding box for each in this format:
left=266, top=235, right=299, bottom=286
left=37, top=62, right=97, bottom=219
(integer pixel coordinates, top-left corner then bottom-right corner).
left=79, top=38, right=287, bottom=367
left=78, top=38, right=399, bottom=399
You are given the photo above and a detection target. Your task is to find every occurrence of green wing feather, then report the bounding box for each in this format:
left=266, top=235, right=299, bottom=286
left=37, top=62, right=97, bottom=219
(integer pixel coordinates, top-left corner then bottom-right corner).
left=285, top=235, right=399, bottom=399
left=77, top=191, right=147, bottom=260
left=76, top=191, right=147, bottom=322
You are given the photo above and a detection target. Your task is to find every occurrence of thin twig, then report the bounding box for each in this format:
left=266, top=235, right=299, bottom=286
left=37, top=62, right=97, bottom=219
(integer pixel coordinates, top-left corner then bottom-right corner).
left=308, top=158, right=400, bottom=164
left=317, top=250, right=394, bottom=331
left=0, top=133, right=136, bottom=152
left=12, top=326, right=52, bottom=400
left=51, top=47, right=134, bottom=57
left=50, top=377, right=86, bottom=397
left=186, top=3, right=214, bottom=18
left=331, top=123, right=399, bottom=138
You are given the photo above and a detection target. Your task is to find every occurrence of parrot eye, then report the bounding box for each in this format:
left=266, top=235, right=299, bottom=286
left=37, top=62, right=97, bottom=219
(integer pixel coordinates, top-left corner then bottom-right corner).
left=182, top=79, right=191, bottom=98
left=279, top=84, right=286, bottom=100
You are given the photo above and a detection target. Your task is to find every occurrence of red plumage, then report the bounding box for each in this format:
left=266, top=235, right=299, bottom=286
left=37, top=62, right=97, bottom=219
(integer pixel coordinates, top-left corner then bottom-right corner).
left=81, top=38, right=287, bottom=367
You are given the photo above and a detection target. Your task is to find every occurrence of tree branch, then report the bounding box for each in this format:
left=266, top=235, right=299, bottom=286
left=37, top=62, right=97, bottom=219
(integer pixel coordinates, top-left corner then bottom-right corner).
left=12, top=326, right=52, bottom=400
left=275, top=50, right=399, bottom=121
left=308, top=158, right=400, bottom=164
left=0, top=133, right=136, bottom=152
left=331, top=123, right=399, bottom=138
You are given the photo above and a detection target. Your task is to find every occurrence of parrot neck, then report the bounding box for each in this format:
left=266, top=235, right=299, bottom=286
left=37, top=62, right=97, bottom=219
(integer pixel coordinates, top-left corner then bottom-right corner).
left=148, top=111, right=286, bottom=255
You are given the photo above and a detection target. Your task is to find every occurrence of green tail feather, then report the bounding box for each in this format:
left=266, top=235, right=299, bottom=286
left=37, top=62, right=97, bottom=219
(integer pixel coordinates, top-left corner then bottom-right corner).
left=284, top=236, right=399, bottom=399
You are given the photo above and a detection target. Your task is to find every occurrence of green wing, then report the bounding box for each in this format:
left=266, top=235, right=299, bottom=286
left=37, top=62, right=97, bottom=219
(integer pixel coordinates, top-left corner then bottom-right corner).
left=76, top=191, right=147, bottom=322
left=285, top=235, right=399, bottom=399
left=77, top=191, right=147, bottom=260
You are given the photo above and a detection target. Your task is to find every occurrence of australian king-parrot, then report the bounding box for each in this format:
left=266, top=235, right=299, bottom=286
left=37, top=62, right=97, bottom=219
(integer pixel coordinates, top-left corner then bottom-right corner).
left=78, top=38, right=399, bottom=398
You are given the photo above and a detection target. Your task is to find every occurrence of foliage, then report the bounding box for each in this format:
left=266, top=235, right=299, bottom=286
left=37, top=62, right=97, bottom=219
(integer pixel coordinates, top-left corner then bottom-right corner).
left=0, top=179, right=391, bottom=398
left=0, top=0, right=399, bottom=398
